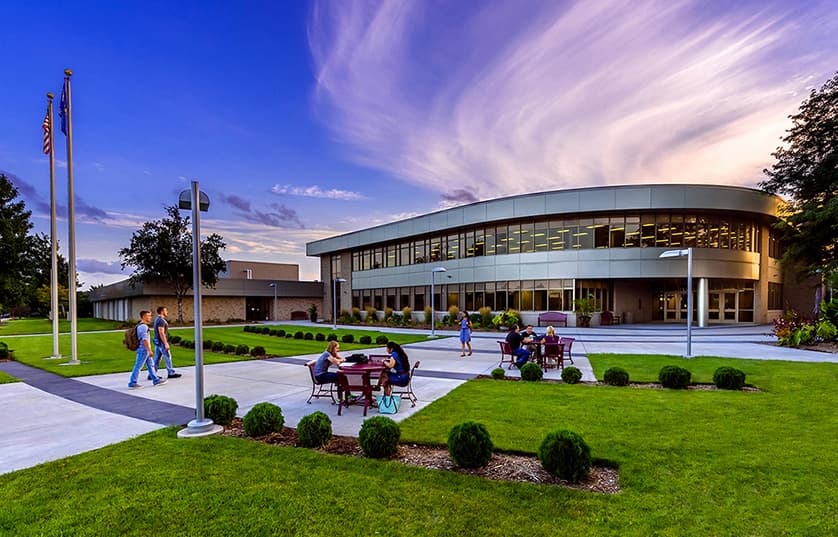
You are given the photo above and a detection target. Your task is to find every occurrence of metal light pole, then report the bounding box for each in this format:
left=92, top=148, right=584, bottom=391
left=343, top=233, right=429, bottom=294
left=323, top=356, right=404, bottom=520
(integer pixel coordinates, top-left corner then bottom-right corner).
left=333, top=277, right=346, bottom=330
left=430, top=267, right=447, bottom=337
left=177, top=181, right=222, bottom=438
left=659, top=248, right=693, bottom=358
left=269, top=283, right=277, bottom=321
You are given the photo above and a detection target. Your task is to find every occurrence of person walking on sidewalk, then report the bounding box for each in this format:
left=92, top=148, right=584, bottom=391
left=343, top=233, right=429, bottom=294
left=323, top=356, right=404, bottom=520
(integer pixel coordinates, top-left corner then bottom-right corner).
left=152, top=306, right=181, bottom=379
left=459, top=311, right=473, bottom=357
left=128, top=310, right=167, bottom=389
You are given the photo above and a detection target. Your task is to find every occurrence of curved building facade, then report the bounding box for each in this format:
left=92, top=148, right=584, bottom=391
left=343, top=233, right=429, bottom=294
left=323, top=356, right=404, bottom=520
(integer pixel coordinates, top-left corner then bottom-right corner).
left=306, top=184, right=785, bottom=325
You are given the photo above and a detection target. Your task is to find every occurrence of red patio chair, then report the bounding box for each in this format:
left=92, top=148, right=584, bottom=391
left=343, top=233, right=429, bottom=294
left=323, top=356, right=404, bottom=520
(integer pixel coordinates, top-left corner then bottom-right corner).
left=497, top=340, right=515, bottom=369
left=559, top=337, right=575, bottom=364
left=306, top=362, right=336, bottom=405
left=542, top=343, right=564, bottom=370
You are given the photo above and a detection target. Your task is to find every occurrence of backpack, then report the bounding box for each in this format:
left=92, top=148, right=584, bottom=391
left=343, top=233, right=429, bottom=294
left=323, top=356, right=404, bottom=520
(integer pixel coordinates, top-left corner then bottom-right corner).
left=124, top=324, right=140, bottom=351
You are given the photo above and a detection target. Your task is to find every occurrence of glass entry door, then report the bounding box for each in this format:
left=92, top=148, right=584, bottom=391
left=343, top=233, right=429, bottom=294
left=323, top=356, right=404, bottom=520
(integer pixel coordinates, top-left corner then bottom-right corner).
left=708, top=290, right=738, bottom=322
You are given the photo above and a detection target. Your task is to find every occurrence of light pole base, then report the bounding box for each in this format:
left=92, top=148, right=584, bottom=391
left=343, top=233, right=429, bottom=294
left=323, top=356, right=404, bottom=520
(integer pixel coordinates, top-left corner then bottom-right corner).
left=178, top=418, right=223, bottom=438
left=59, top=359, right=82, bottom=366
left=44, top=354, right=63, bottom=360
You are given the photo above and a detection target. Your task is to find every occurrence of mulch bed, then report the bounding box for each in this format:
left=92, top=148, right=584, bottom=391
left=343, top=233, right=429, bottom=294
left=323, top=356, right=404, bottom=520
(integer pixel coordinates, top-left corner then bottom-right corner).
left=476, top=376, right=759, bottom=391
left=221, top=419, right=620, bottom=494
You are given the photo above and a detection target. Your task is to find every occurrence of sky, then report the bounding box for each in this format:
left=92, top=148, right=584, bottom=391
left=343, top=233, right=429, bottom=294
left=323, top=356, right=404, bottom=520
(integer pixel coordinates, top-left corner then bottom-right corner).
left=1, top=0, right=836, bottom=288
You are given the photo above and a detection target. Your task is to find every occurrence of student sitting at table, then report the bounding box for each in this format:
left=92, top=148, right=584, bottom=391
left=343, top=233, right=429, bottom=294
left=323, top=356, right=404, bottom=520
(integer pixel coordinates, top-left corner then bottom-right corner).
left=308, top=341, right=357, bottom=402
left=542, top=325, right=560, bottom=345
left=379, top=341, right=410, bottom=396
left=505, top=325, right=531, bottom=368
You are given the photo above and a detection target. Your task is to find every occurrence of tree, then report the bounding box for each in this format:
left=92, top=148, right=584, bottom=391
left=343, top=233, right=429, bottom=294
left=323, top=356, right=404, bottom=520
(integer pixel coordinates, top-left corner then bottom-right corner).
left=0, top=174, right=35, bottom=310
left=119, top=205, right=226, bottom=322
left=760, top=72, right=838, bottom=280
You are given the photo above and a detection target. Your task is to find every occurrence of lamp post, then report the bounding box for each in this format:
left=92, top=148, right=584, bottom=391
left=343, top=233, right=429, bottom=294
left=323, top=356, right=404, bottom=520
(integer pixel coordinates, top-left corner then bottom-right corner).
left=333, top=277, right=346, bottom=330
left=269, top=283, right=277, bottom=321
left=430, top=267, right=447, bottom=337
left=659, top=248, right=693, bottom=358
left=177, top=181, right=222, bottom=438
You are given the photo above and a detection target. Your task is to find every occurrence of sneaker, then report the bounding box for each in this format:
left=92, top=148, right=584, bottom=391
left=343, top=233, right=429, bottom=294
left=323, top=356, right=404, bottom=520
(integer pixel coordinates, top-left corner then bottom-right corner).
left=128, top=383, right=143, bottom=389
left=147, top=376, right=154, bottom=381
left=153, top=378, right=168, bottom=386
left=168, top=372, right=182, bottom=379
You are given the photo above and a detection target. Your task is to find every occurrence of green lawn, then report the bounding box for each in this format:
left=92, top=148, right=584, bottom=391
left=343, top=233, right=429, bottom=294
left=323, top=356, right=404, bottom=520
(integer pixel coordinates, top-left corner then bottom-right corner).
left=0, top=371, right=18, bottom=384
left=0, top=318, right=123, bottom=335
left=4, top=325, right=432, bottom=377
left=0, top=355, right=835, bottom=535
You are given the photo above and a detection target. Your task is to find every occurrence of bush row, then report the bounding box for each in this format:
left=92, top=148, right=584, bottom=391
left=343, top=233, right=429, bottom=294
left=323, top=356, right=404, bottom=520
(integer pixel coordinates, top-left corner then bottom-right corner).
left=241, top=325, right=389, bottom=346
left=167, top=335, right=265, bottom=357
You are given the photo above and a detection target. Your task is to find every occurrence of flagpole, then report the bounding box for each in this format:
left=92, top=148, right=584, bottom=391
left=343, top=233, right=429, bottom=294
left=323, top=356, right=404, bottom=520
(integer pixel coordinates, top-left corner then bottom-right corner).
left=46, top=92, right=61, bottom=359
left=63, top=69, right=79, bottom=366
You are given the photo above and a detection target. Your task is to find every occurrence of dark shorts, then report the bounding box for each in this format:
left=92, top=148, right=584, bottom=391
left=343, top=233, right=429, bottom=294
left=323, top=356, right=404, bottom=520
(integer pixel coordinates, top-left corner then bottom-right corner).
left=389, top=373, right=409, bottom=386
left=315, top=372, right=338, bottom=384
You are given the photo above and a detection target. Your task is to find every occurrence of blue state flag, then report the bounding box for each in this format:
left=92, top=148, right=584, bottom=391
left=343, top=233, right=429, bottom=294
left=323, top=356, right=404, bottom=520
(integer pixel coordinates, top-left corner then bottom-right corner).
left=58, top=78, right=68, bottom=136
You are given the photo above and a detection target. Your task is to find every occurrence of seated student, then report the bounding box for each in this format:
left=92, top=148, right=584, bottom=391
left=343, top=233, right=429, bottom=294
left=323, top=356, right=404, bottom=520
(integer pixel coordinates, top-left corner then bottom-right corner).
left=542, top=325, right=560, bottom=345
left=505, top=324, right=531, bottom=368
left=308, top=341, right=358, bottom=403
left=379, top=341, right=410, bottom=396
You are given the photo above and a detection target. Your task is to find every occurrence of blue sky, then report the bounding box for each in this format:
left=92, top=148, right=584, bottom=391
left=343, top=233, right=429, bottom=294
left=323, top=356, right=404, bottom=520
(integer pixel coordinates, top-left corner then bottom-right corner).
left=1, top=0, right=837, bottom=287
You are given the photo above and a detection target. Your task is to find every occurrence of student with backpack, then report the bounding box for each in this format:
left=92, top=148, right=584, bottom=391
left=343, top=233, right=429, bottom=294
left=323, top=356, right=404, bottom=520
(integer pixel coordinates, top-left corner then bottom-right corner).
left=127, top=310, right=167, bottom=389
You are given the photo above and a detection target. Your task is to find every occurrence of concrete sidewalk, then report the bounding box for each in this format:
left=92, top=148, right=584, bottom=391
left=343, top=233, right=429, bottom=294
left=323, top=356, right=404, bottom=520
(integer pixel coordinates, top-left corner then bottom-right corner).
left=1, top=323, right=834, bottom=476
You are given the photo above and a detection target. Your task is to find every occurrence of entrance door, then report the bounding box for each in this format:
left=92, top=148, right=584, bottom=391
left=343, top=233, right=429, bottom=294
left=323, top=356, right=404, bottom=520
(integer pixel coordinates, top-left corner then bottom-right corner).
left=708, top=290, right=738, bottom=323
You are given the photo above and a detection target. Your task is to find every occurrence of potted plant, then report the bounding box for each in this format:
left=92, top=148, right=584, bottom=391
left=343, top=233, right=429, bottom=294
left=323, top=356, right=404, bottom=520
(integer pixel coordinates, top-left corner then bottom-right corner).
left=307, top=303, right=318, bottom=323
left=573, top=295, right=597, bottom=328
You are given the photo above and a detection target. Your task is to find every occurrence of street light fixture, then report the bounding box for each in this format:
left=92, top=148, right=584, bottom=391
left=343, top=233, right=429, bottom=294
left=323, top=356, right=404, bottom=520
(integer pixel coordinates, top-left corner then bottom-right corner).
left=177, top=180, right=222, bottom=438
left=269, top=283, right=277, bottom=321
left=430, top=267, right=447, bottom=337
left=333, top=277, right=346, bottom=330
left=659, top=248, right=693, bottom=358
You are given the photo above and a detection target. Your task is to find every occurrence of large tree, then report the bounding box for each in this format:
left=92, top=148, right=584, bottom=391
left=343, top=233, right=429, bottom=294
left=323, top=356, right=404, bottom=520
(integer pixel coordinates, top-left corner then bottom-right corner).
left=760, top=72, right=838, bottom=279
left=119, top=205, right=226, bottom=322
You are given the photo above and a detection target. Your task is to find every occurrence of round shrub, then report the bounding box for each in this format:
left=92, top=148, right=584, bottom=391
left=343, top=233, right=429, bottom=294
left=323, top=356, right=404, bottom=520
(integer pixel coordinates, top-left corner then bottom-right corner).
left=285, top=333, right=293, bottom=338
left=203, top=339, right=213, bottom=350
left=538, top=430, right=591, bottom=482
left=491, top=367, right=505, bottom=380
left=359, top=335, right=372, bottom=345
left=659, top=365, right=691, bottom=389
left=603, top=367, right=630, bottom=386
left=327, top=333, right=338, bottom=341
left=375, top=335, right=389, bottom=345
left=304, top=332, right=314, bottom=340
left=251, top=346, right=266, bottom=357
left=181, top=340, right=194, bottom=349
left=561, top=366, right=582, bottom=384
left=341, top=334, right=355, bottom=344
left=235, top=344, right=249, bottom=356
left=203, top=394, right=238, bottom=426
left=294, top=331, right=304, bottom=340
left=296, top=411, right=332, bottom=448
left=276, top=329, right=286, bottom=337
left=170, top=335, right=182, bottom=344
left=315, top=332, right=325, bottom=341
left=713, top=366, right=746, bottom=390
left=243, top=402, right=284, bottom=437
left=520, top=362, right=543, bottom=381
left=224, top=344, right=236, bottom=354
left=269, top=329, right=278, bottom=336
left=358, top=416, right=400, bottom=458
left=260, top=327, right=270, bottom=335
left=448, top=421, right=493, bottom=468
left=211, top=341, right=225, bottom=352
left=243, top=325, right=253, bottom=333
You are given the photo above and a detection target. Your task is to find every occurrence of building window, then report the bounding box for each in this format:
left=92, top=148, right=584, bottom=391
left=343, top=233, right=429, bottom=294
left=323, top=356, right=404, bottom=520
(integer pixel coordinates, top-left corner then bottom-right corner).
left=768, top=282, right=783, bottom=310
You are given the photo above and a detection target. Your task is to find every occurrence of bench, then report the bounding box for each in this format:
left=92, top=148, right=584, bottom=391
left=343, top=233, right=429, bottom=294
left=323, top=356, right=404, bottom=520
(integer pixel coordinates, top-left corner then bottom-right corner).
left=537, top=311, right=567, bottom=327
left=290, top=311, right=308, bottom=321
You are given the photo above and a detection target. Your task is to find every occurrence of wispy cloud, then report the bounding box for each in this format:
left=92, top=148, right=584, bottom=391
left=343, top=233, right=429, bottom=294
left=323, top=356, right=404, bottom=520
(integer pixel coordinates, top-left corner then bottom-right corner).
left=308, top=0, right=838, bottom=194
left=219, top=193, right=305, bottom=229
left=440, top=188, right=479, bottom=208
left=271, top=183, right=364, bottom=200
left=77, top=258, right=124, bottom=275
left=2, top=169, right=107, bottom=222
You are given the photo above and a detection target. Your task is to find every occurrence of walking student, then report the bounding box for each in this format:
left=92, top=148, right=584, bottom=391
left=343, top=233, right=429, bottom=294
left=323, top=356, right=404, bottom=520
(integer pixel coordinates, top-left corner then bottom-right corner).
left=459, top=311, right=473, bottom=357
left=128, top=310, right=167, bottom=388
left=152, top=306, right=181, bottom=379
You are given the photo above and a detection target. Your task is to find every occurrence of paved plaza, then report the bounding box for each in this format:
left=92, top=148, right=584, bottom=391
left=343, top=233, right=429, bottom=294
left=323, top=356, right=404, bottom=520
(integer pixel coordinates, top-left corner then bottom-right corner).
left=1, top=323, right=835, bottom=475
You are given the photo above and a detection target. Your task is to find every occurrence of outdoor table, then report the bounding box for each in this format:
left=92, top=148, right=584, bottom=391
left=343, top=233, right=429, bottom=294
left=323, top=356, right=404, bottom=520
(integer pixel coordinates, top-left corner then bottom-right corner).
left=337, top=361, right=386, bottom=415
left=526, top=340, right=565, bottom=369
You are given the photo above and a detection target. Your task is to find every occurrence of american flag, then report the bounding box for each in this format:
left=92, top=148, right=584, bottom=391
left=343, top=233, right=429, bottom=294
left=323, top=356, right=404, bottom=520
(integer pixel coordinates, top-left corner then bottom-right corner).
left=42, top=108, right=51, bottom=155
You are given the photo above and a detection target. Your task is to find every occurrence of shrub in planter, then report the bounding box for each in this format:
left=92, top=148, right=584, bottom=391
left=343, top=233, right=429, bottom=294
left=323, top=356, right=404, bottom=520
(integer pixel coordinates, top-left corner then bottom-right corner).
left=251, top=346, right=266, bottom=357
left=375, top=335, right=389, bottom=345
left=276, top=329, right=286, bottom=337
left=212, top=341, right=225, bottom=352
left=327, top=333, right=338, bottom=341
left=401, top=307, right=412, bottom=324
left=341, top=334, right=355, bottom=344
left=224, top=344, right=236, bottom=354
left=296, top=411, right=332, bottom=448
left=304, top=332, right=314, bottom=340
left=170, top=335, right=182, bottom=344
left=294, top=331, right=304, bottom=340
left=260, top=327, right=270, bottom=335
left=603, top=367, right=630, bottom=386
left=491, top=367, right=505, bottom=380
left=659, top=365, right=691, bottom=389
left=359, top=335, right=372, bottom=345
left=315, top=332, right=325, bottom=341
left=203, top=394, right=238, bottom=426
left=448, top=421, right=493, bottom=469
left=713, top=366, right=746, bottom=390
left=561, top=366, right=582, bottom=384
left=203, top=340, right=213, bottom=350
left=816, top=319, right=837, bottom=341
left=365, top=306, right=378, bottom=323
left=243, top=402, right=284, bottom=437
left=520, top=362, right=543, bottom=382
left=538, top=430, right=591, bottom=482
left=358, top=416, right=400, bottom=458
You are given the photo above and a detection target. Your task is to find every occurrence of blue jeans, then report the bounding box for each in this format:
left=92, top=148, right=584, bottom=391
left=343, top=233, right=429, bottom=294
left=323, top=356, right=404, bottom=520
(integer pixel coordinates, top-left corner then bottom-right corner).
left=129, top=347, right=160, bottom=386
left=315, top=372, right=338, bottom=384
left=154, top=343, right=174, bottom=375
left=514, top=348, right=530, bottom=368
